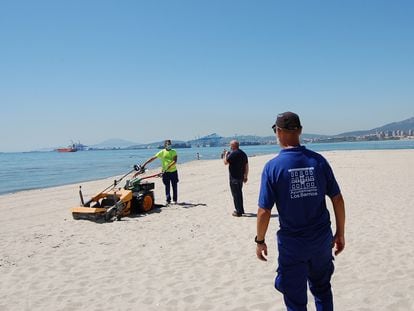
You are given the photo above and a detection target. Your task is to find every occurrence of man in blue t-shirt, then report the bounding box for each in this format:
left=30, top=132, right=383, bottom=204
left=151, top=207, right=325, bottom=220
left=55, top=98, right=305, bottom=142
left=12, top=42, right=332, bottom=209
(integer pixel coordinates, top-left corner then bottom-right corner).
left=255, top=112, right=345, bottom=311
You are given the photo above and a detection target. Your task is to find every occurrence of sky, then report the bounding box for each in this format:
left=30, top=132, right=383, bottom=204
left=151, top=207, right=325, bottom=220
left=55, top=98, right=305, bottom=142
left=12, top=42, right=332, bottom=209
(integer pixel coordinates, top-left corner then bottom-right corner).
left=1, top=0, right=413, bottom=152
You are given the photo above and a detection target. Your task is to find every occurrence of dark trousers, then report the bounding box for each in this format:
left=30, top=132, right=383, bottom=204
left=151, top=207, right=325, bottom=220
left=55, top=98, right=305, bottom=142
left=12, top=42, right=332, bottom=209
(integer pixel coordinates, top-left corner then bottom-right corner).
left=275, top=232, right=334, bottom=311
left=162, top=171, right=179, bottom=203
left=229, top=177, right=244, bottom=214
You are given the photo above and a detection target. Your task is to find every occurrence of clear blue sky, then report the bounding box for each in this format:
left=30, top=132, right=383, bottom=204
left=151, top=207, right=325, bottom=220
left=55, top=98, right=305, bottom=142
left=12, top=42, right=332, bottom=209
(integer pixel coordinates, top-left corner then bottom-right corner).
left=1, top=0, right=413, bottom=152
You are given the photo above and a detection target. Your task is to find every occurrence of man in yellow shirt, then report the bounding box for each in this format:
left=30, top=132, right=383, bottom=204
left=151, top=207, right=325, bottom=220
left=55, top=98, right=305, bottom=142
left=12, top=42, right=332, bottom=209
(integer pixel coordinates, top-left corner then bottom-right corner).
left=142, top=140, right=179, bottom=204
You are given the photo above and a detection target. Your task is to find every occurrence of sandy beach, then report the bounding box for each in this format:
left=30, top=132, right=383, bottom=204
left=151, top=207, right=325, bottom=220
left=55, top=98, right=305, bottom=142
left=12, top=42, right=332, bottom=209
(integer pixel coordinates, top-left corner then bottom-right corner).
left=0, top=149, right=413, bottom=311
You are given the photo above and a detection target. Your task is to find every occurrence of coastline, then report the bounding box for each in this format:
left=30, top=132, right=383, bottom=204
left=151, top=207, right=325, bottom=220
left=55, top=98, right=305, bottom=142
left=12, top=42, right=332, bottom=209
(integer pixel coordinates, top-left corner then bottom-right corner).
left=0, top=149, right=413, bottom=310
left=1, top=140, right=414, bottom=196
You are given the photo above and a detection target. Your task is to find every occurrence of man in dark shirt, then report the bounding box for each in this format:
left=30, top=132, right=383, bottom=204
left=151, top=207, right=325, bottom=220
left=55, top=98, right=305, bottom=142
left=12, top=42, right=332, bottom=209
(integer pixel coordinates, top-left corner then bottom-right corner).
left=223, top=140, right=249, bottom=217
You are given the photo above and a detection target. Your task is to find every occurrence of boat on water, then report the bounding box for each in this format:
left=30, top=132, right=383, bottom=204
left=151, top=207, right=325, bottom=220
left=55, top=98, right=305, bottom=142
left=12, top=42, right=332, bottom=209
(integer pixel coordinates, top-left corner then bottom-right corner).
left=57, top=144, right=78, bottom=152
left=57, top=146, right=77, bottom=152
left=56, top=141, right=86, bottom=152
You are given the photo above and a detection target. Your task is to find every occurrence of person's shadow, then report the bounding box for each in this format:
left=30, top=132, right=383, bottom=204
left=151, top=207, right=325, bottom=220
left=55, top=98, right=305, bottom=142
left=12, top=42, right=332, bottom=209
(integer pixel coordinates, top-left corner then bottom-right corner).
left=165, top=202, right=207, bottom=209
left=242, top=212, right=278, bottom=218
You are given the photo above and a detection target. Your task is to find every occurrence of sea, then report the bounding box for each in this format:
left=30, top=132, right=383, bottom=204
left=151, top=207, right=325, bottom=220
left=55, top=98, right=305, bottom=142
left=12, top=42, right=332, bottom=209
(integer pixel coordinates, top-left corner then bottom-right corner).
left=1, top=140, right=413, bottom=196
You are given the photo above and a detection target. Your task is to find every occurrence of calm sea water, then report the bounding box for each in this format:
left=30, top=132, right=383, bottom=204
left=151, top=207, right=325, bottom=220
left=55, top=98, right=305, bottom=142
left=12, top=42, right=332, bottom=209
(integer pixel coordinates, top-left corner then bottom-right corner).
left=1, top=140, right=413, bottom=195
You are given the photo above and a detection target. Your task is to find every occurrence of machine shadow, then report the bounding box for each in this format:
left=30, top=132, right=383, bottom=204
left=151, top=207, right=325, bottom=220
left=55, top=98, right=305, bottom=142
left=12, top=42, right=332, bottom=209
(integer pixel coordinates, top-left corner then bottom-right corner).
left=173, top=202, right=208, bottom=209
left=128, top=202, right=207, bottom=219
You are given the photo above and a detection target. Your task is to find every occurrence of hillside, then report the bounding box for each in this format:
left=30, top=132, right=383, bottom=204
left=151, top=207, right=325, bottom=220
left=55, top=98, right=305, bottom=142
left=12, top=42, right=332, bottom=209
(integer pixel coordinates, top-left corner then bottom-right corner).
left=82, top=117, right=414, bottom=150
left=90, top=138, right=139, bottom=149
left=373, top=116, right=414, bottom=132
left=338, top=116, right=414, bottom=136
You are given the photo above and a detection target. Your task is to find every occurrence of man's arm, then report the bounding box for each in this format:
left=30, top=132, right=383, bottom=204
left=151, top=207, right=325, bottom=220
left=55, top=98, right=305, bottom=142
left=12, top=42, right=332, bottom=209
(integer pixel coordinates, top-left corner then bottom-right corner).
left=165, top=155, right=178, bottom=172
left=133, top=156, right=157, bottom=177
left=142, top=156, right=157, bottom=168
left=223, top=151, right=230, bottom=165
left=243, top=162, right=249, bottom=183
left=256, top=207, right=271, bottom=261
left=331, top=193, right=345, bottom=256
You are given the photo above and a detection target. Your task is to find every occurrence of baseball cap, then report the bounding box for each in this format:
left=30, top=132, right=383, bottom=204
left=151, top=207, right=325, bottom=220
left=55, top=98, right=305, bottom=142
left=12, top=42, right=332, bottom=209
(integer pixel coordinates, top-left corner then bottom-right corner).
left=272, top=111, right=302, bottom=132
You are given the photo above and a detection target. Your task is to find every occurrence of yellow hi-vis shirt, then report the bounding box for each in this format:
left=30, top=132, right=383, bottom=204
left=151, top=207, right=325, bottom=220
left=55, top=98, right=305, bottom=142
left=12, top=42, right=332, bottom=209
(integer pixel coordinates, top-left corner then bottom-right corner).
left=155, top=149, right=177, bottom=173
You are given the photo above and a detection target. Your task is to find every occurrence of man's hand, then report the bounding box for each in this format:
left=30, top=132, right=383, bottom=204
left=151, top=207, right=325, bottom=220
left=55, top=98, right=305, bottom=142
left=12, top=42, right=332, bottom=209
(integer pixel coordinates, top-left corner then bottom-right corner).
left=256, top=243, right=268, bottom=261
left=332, top=234, right=345, bottom=256
left=331, top=194, right=345, bottom=256
left=256, top=208, right=271, bottom=262
left=223, top=151, right=230, bottom=165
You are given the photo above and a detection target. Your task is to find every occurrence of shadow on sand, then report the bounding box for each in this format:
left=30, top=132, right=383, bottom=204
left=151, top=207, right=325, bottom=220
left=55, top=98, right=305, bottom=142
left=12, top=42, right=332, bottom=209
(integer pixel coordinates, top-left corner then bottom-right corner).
left=242, top=212, right=278, bottom=218
left=172, top=202, right=208, bottom=209
left=130, top=202, right=207, bottom=218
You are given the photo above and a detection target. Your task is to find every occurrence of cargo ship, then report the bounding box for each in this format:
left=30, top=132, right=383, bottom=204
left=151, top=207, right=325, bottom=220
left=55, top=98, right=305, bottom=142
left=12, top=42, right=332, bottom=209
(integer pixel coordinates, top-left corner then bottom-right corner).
left=56, top=143, right=78, bottom=152
left=56, top=141, right=86, bottom=152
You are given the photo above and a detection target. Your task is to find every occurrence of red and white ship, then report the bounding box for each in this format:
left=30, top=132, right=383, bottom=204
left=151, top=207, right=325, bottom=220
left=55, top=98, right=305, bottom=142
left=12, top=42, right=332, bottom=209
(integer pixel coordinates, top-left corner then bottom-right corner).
left=56, top=146, right=77, bottom=152
left=56, top=141, right=85, bottom=152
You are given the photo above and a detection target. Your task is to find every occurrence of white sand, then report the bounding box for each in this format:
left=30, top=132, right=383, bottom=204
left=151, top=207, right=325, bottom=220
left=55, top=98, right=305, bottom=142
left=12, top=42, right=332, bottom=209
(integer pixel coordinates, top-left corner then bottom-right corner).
left=0, top=149, right=413, bottom=311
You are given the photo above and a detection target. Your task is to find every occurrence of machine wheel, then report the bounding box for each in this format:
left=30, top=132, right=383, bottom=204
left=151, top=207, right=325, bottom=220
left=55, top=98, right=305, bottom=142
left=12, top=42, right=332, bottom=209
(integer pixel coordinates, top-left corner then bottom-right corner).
left=141, top=193, right=154, bottom=212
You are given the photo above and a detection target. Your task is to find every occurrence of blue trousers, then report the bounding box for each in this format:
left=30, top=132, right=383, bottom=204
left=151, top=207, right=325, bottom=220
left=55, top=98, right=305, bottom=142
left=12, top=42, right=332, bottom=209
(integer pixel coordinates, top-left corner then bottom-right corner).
left=275, top=231, right=334, bottom=311
left=162, top=171, right=179, bottom=203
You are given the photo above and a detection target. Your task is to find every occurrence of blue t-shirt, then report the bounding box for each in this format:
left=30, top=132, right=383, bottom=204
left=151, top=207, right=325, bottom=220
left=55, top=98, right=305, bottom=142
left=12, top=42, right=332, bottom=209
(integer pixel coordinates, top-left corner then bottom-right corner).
left=258, top=146, right=340, bottom=238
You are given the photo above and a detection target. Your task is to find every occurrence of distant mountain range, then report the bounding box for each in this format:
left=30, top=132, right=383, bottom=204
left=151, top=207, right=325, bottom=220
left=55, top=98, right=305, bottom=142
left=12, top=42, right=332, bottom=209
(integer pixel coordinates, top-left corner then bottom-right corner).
left=89, top=138, right=140, bottom=149
left=56, top=116, right=414, bottom=151
left=337, top=116, right=414, bottom=137
left=128, top=140, right=189, bottom=149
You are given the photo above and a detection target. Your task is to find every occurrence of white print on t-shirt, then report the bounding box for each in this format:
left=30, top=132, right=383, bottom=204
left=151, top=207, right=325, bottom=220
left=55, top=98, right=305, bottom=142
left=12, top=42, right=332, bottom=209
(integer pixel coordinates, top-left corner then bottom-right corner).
left=288, top=167, right=318, bottom=199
